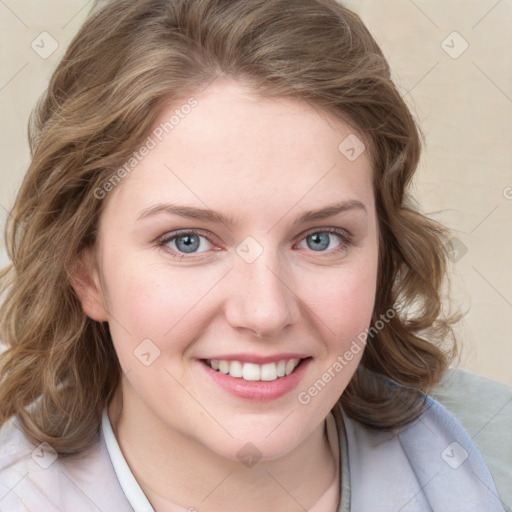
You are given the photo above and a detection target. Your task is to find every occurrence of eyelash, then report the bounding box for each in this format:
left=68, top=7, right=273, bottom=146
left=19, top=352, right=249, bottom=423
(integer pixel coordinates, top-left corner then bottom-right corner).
left=156, top=227, right=353, bottom=261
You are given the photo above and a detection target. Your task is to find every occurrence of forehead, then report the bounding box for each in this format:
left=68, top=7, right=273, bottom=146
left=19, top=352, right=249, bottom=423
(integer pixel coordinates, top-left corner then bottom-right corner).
left=104, top=79, right=375, bottom=223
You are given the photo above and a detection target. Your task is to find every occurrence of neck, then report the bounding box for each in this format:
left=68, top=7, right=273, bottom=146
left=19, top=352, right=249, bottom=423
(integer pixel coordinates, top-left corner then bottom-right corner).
left=108, top=389, right=339, bottom=512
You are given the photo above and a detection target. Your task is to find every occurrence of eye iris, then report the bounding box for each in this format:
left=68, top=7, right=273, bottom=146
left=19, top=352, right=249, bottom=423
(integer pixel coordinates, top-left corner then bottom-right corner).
left=176, top=234, right=200, bottom=253
left=307, top=232, right=330, bottom=251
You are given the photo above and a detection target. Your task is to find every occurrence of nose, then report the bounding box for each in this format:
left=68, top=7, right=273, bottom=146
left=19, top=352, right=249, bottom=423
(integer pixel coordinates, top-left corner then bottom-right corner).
left=224, top=249, right=299, bottom=339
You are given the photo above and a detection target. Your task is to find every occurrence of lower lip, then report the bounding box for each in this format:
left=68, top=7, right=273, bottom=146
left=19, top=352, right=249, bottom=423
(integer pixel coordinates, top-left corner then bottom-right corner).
left=198, top=358, right=312, bottom=401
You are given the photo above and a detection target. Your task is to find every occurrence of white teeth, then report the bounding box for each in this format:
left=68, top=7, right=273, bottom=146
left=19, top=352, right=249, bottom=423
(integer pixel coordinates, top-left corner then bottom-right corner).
left=285, top=359, right=300, bottom=376
left=260, top=362, right=277, bottom=381
left=229, top=360, right=243, bottom=378
left=218, top=360, right=229, bottom=374
left=206, top=358, right=303, bottom=381
left=242, top=363, right=261, bottom=381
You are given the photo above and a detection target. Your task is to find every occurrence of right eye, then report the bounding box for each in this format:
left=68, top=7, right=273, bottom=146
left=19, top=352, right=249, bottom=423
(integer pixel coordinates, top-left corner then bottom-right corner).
left=157, top=230, right=219, bottom=260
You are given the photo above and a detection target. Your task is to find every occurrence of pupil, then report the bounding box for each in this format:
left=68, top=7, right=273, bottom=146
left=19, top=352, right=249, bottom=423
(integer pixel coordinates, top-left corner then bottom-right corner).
left=308, top=233, right=329, bottom=251
left=177, top=234, right=199, bottom=253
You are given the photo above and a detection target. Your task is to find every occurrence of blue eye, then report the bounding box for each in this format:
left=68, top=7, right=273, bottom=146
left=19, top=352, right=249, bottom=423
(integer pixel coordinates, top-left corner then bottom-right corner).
left=173, top=233, right=201, bottom=253
left=297, top=228, right=353, bottom=255
left=158, top=230, right=214, bottom=259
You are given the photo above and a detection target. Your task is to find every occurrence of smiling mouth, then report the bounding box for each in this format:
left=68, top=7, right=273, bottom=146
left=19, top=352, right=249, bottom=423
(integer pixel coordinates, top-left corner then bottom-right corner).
left=202, top=358, right=310, bottom=382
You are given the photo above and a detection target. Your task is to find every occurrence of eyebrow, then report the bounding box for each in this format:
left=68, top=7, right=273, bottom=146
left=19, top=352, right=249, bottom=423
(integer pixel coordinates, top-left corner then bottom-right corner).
left=136, top=199, right=367, bottom=226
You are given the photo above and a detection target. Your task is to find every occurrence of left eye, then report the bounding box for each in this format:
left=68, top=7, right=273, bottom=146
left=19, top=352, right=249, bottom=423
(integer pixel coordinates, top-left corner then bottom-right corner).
left=295, top=228, right=352, bottom=255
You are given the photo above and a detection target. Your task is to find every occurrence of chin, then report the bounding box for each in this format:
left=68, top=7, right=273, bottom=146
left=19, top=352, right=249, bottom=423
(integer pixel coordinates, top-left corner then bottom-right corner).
left=199, top=423, right=309, bottom=465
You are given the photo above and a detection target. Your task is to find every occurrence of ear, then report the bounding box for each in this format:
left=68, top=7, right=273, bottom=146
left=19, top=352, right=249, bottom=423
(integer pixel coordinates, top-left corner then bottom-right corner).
left=69, top=247, right=110, bottom=322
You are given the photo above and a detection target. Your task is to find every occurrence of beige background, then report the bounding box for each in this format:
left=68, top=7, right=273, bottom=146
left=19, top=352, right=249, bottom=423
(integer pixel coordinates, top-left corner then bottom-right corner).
left=0, top=1, right=511, bottom=385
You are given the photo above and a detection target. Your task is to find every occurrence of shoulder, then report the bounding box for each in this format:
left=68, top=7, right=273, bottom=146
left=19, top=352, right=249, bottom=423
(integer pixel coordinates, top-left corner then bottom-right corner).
left=337, top=377, right=507, bottom=511
left=0, top=414, right=132, bottom=511
left=432, top=368, right=512, bottom=509
left=0, top=415, right=49, bottom=511
left=0, top=415, right=63, bottom=511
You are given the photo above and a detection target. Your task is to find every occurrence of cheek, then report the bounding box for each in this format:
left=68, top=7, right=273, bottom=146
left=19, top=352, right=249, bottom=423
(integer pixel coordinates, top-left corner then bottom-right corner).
left=307, top=257, right=378, bottom=345
left=102, top=257, right=224, bottom=357
left=296, top=259, right=377, bottom=405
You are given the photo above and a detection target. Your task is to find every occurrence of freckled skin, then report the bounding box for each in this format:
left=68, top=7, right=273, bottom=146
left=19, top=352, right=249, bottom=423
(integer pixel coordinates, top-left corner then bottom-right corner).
left=77, top=79, right=379, bottom=511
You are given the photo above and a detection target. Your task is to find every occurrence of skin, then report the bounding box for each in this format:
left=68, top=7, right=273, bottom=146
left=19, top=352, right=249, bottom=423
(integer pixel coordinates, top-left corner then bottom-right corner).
left=75, top=79, right=379, bottom=512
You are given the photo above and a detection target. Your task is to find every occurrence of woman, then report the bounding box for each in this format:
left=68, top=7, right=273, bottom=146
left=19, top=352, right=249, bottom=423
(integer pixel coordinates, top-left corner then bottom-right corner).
left=0, top=0, right=510, bottom=510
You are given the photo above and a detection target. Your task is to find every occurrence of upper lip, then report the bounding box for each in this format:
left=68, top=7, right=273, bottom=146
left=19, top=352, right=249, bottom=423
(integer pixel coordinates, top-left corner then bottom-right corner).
left=200, top=353, right=311, bottom=364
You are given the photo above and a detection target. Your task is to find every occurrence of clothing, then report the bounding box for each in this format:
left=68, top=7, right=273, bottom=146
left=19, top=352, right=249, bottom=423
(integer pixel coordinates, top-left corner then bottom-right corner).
left=0, top=369, right=510, bottom=511
left=431, top=367, right=512, bottom=507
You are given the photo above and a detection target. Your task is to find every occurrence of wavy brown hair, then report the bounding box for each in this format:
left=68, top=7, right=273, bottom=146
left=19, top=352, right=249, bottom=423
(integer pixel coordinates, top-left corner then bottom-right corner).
left=0, top=0, right=461, bottom=455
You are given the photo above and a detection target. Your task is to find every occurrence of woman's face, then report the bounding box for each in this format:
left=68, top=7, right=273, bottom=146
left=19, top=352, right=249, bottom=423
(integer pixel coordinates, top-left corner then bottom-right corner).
left=80, top=79, right=379, bottom=461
